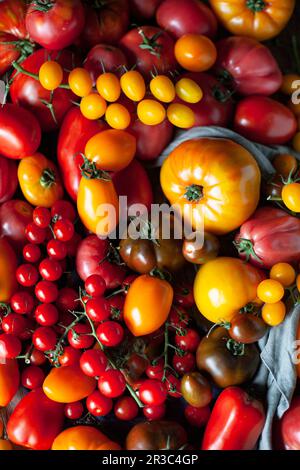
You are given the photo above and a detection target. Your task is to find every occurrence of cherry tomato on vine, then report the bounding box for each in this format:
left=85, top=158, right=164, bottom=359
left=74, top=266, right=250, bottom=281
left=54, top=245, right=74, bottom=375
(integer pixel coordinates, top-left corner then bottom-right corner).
left=143, top=403, right=166, bottom=421
left=139, top=379, right=167, bottom=406
left=0, top=333, right=21, bottom=359
left=56, top=287, right=79, bottom=313
left=11, top=291, right=35, bottom=315
left=53, top=218, right=74, bottom=242
left=67, top=323, right=94, bottom=350
left=47, top=239, right=67, bottom=260
left=86, top=390, right=112, bottom=417
left=27, top=347, right=47, bottom=366
left=80, top=93, right=107, bottom=120
left=273, top=154, right=298, bottom=178
left=39, top=258, right=63, bottom=282
left=1, top=314, right=27, bottom=337
left=262, top=301, right=286, bottom=326
left=25, top=223, right=47, bottom=244
left=51, top=200, right=77, bottom=223
left=79, top=349, right=108, bottom=377
left=32, top=326, right=57, bottom=352
left=21, top=366, right=45, bottom=390
left=105, top=103, right=131, bottom=130
left=257, top=279, right=285, bottom=304
left=68, top=68, right=93, bottom=97
left=85, top=297, right=110, bottom=323
left=175, top=328, right=201, bottom=352
left=35, top=304, right=59, bottom=327
left=98, top=370, right=126, bottom=398
left=166, top=373, right=181, bottom=398
left=175, top=78, right=203, bottom=104
left=167, top=103, right=195, bottom=128
left=64, top=401, right=84, bottom=420
left=282, top=183, right=300, bottom=213
left=150, top=75, right=175, bottom=103
left=146, top=359, right=164, bottom=381
left=120, top=70, right=146, bottom=101
left=23, top=243, right=42, bottom=263
left=33, top=207, right=51, bottom=228
left=270, top=263, right=296, bottom=287
left=114, top=396, right=138, bottom=421
left=58, top=346, right=82, bottom=367
left=39, top=61, right=63, bottom=91
left=137, top=99, right=166, bottom=126
left=35, top=281, right=59, bottom=304
left=175, top=34, right=217, bottom=72
left=85, top=274, right=106, bottom=297
left=96, top=73, right=121, bottom=102
left=172, top=352, right=196, bottom=375
left=16, top=264, right=39, bottom=287
left=96, top=321, right=124, bottom=347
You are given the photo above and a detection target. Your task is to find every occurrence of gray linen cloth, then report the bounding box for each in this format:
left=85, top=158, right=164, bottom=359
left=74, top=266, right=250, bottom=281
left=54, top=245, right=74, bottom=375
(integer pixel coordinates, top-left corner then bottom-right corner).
left=156, top=126, right=300, bottom=450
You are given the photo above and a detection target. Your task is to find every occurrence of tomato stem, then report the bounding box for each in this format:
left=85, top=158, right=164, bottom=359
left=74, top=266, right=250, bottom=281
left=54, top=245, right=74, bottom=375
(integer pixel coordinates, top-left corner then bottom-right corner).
left=40, top=168, right=57, bottom=188
left=31, top=0, right=54, bottom=12
left=233, top=238, right=263, bottom=264
left=138, top=28, right=162, bottom=59
left=184, top=184, right=203, bottom=202
left=246, top=0, right=266, bottom=12
left=226, top=338, right=245, bottom=356
left=80, top=156, right=112, bottom=181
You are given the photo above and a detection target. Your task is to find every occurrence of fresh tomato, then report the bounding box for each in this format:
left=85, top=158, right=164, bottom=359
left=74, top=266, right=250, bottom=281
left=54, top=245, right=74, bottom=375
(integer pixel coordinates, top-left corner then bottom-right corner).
left=52, top=426, right=121, bottom=450
left=84, top=44, right=128, bottom=85
left=0, top=199, right=33, bottom=251
left=202, top=387, right=265, bottom=450
left=126, top=421, right=187, bottom=450
left=160, top=137, right=260, bottom=235
left=229, top=314, right=268, bottom=344
left=156, top=0, right=217, bottom=38
left=129, top=116, right=174, bottom=161
left=215, top=36, right=282, bottom=96
left=175, top=34, right=217, bottom=72
left=183, top=231, right=220, bottom=265
left=0, top=238, right=17, bottom=302
left=209, top=0, right=295, bottom=41
left=0, top=0, right=28, bottom=38
left=129, top=0, right=162, bottom=20
left=39, top=60, right=64, bottom=91
left=7, top=388, right=65, bottom=450
left=82, top=0, right=129, bottom=48
left=0, top=359, right=19, bottom=407
left=120, top=25, right=177, bottom=78
left=280, top=396, right=300, bottom=450
left=194, top=257, right=264, bottom=323
left=120, top=70, right=146, bottom=102
left=0, top=157, right=18, bottom=203
left=25, top=0, right=85, bottom=50
left=0, top=31, right=34, bottom=76
left=18, top=153, right=64, bottom=208
left=234, top=96, right=297, bottom=145
left=124, top=274, right=173, bottom=336
left=235, top=207, right=300, bottom=268
left=282, top=183, right=300, bottom=212
left=10, top=49, right=76, bottom=132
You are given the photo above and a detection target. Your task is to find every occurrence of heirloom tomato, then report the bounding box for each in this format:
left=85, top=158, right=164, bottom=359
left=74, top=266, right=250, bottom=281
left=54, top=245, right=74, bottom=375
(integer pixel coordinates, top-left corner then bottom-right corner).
left=175, top=34, right=217, bottom=72
left=194, top=257, right=264, bottom=323
left=0, top=199, right=33, bottom=250
left=129, top=117, right=174, bottom=161
left=0, top=157, right=18, bottom=204
left=126, top=421, right=187, bottom=450
left=84, top=44, right=128, bottom=85
left=0, top=359, right=19, bottom=407
left=0, top=238, right=17, bottom=302
left=52, top=426, right=121, bottom=450
left=160, top=138, right=260, bottom=235
left=183, top=231, right=220, bottom=265
left=209, top=0, right=295, bottom=41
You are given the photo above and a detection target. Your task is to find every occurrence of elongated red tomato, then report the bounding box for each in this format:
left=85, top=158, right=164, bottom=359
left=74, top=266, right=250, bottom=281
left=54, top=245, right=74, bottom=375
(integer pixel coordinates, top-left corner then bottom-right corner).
left=0, top=359, right=19, bottom=407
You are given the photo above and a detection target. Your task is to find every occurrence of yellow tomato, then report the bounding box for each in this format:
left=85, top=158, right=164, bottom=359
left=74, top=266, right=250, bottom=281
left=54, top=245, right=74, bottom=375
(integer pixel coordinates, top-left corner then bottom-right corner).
left=68, top=68, right=93, bottom=97
left=293, top=132, right=300, bottom=152
left=262, top=301, right=286, bottom=326
left=120, top=70, right=146, bottom=102
left=270, top=263, right=296, bottom=287
left=175, top=78, right=203, bottom=104
left=52, top=426, right=121, bottom=450
left=18, top=153, right=64, bottom=208
left=167, top=103, right=195, bottom=128
left=194, top=257, right=264, bottom=323
left=96, top=73, right=121, bottom=102
left=281, top=74, right=300, bottom=95
left=0, top=439, right=13, bottom=450
left=80, top=93, right=107, bottom=120
left=257, top=279, right=284, bottom=304
left=137, top=99, right=166, bottom=126
left=282, top=183, right=300, bottom=212
left=150, top=75, right=176, bottom=103
left=105, top=103, right=131, bottom=129
left=39, top=61, right=63, bottom=91
left=43, top=364, right=96, bottom=403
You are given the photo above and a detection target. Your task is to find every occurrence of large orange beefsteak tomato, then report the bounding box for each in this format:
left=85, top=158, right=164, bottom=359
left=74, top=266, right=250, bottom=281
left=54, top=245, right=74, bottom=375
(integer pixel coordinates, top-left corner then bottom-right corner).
left=160, top=138, right=260, bottom=235
left=52, top=426, right=121, bottom=450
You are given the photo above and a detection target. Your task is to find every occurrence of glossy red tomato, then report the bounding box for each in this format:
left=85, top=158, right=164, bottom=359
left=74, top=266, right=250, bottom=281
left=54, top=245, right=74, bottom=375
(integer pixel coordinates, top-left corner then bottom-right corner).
left=114, top=396, right=139, bottom=420
left=0, top=157, right=18, bottom=203
left=80, top=350, right=108, bottom=377
left=84, top=44, right=128, bottom=84
left=280, top=397, right=300, bottom=450
left=0, top=199, right=33, bottom=250
left=128, top=118, right=174, bottom=161
left=0, top=0, right=28, bottom=38
left=234, top=96, right=297, bottom=145
left=10, top=49, right=77, bottom=132
left=129, top=0, right=163, bottom=20
left=26, top=0, right=85, bottom=50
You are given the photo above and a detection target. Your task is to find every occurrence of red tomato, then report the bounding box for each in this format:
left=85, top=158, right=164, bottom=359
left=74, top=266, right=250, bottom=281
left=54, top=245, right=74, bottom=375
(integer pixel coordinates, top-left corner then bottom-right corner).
left=120, top=25, right=177, bottom=78
left=234, top=96, right=297, bottom=145
left=84, top=44, right=128, bottom=84
left=0, top=359, right=19, bottom=407
left=128, top=118, right=174, bottom=161
left=0, top=199, right=33, bottom=251
left=82, top=0, right=129, bottom=48
left=156, top=0, right=217, bottom=38
left=280, top=396, right=300, bottom=450
left=0, top=157, right=18, bottom=203
left=57, top=106, right=108, bottom=201
left=25, top=0, right=85, bottom=50
left=215, top=36, right=282, bottom=96
left=129, top=0, right=163, bottom=20
left=10, top=49, right=77, bottom=132
left=7, top=388, right=65, bottom=450
left=0, top=31, right=34, bottom=76
left=0, top=0, right=28, bottom=38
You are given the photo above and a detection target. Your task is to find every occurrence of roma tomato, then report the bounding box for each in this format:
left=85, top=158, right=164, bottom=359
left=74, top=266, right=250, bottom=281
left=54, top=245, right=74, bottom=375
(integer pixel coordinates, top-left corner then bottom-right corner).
left=234, top=96, right=297, bottom=145
left=0, top=104, right=41, bottom=159
left=202, top=387, right=265, bottom=450
left=124, top=274, right=173, bottom=336
left=120, top=26, right=177, bottom=78
left=52, top=426, right=121, bottom=450
left=160, top=138, right=260, bottom=235
left=215, top=36, right=282, bottom=96
left=0, top=238, right=17, bottom=302
left=26, top=0, right=85, bottom=50
left=43, top=364, right=96, bottom=403
left=10, top=49, right=76, bottom=132
left=7, top=388, right=65, bottom=450
left=126, top=421, right=187, bottom=450
left=0, top=157, right=18, bottom=203
left=18, top=153, right=63, bottom=208
left=209, top=0, right=295, bottom=41
left=128, top=117, right=174, bottom=161
left=84, top=44, right=128, bottom=85
left=77, top=177, right=119, bottom=237
left=82, top=0, right=129, bottom=48
left=0, top=359, right=19, bottom=407
left=194, top=257, right=264, bottom=323
left=156, top=0, right=217, bottom=38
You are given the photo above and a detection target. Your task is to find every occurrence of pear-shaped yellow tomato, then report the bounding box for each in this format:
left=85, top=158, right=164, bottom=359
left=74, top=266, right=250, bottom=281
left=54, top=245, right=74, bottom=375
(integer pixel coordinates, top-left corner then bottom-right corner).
left=43, top=364, right=96, bottom=403
left=0, top=359, right=19, bottom=407
left=52, top=426, right=121, bottom=450
left=18, top=153, right=64, bottom=208
left=124, top=274, right=173, bottom=336
left=77, top=177, right=119, bottom=237
left=160, top=138, right=260, bottom=235
left=0, top=238, right=17, bottom=302
left=194, top=257, right=264, bottom=324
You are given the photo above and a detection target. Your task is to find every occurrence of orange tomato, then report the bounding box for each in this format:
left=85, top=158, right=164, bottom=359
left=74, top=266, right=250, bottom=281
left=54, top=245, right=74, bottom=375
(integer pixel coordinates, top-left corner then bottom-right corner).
left=80, top=93, right=107, bottom=120
left=105, top=103, right=131, bottom=130
left=18, top=153, right=64, bottom=208
left=273, top=154, right=298, bottom=178
left=209, top=0, right=295, bottom=41
left=0, top=439, right=13, bottom=450
left=39, top=61, right=63, bottom=91
left=85, top=129, right=136, bottom=172
left=52, top=426, right=121, bottom=450
left=262, top=301, right=286, bottom=326
left=167, top=103, right=195, bottom=129
left=174, top=34, right=217, bottom=72
left=96, top=73, right=121, bottom=102
left=43, top=364, right=96, bottom=403
left=270, top=263, right=296, bottom=287
left=124, top=274, right=173, bottom=336
left=0, top=359, right=19, bottom=407
left=281, top=74, right=300, bottom=95
left=160, top=138, right=260, bottom=235
left=257, top=279, right=284, bottom=304
left=68, top=68, right=93, bottom=97
left=0, top=238, right=17, bottom=302
left=282, top=183, right=300, bottom=212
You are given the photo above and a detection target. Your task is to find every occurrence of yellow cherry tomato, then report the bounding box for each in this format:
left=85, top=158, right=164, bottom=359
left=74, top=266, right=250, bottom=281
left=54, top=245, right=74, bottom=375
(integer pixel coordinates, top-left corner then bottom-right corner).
left=262, top=301, right=286, bottom=326
left=167, top=103, right=195, bottom=128
left=120, top=70, right=146, bottom=102
left=0, top=439, right=13, bottom=450
left=273, top=154, right=298, bottom=178
left=68, top=67, right=93, bottom=97
left=257, top=279, right=285, bottom=304
left=39, top=61, right=63, bottom=91
left=96, top=73, right=121, bottom=102
left=282, top=183, right=300, bottom=212
left=105, top=103, right=131, bottom=129
left=80, top=93, right=107, bottom=120
left=293, top=132, right=300, bottom=152
left=270, top=263, right=296, bottom=287
left=137, top=99, right=166, bottom=126
left=281, top=74, right=300, bottom=95
left=150, top=75, right=176, bottom=103
left=175, top=78, right=203, bottom=104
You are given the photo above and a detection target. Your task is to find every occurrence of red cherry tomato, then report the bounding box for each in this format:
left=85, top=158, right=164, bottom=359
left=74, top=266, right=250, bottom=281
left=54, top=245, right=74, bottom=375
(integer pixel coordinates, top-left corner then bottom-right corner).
left=23, top=244, right=42, bottom=263
left=1, top=314, right=27, bottom=337
left=86, top=390, right=113, bottom=417
left=172, top=352, right=196, bottom=375
left=67, top=323, right=94, bottom=350
left=64, top=401, right=84, bottom=420
left=85, top=298, right=111, bottom=323
left=174, top=329, right=201, bottom=352
left=58, top=346, right=82, bottom=367
left=143, top=403, right=166, bottom=421
left=0, top=333, right=22, bottom=359
left=47, top=239, right=67, bottom=261
left=21, top=366, right=45, bottom=390
left=53, top=219, right=74, bottom=242
left=10, top=291, right=35, bottom=315
left=85, top=274, right=107, bottom=297
left=96, top=321, right=124, bottom=348
left=33, top=207, right=51, bottom=228
left=16, top=264, right=39, bottom=287
left=114, top=396, right=139, bottom=421
left=80, top=349, right=108, bottom=378
left=25, top=223, right=47, bottom=245
left=98, top=370, right=126, bottom=398
left=39, top=258, right=63, bottom=282
left=139, top=379, right=167, bottom=406
left=51, top=200, right=77, bottom=223
left=146, top=359, right=164, bottom=380
left=35, top=304, right=59, bottom=327
left=35, top=281, right=59, bottom=304
left=32, top=327, right=57, bottom=352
